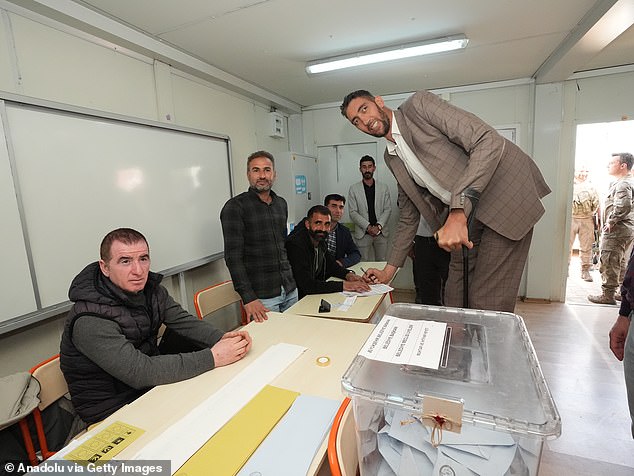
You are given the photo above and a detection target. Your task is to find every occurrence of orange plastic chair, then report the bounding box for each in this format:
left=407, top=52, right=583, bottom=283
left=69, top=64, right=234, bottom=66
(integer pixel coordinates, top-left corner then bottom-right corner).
left=194, top=280, right=247, bottom=326
left=21, top=354, right=69, bottom=464
left=327, top=397, right=359, bottom=476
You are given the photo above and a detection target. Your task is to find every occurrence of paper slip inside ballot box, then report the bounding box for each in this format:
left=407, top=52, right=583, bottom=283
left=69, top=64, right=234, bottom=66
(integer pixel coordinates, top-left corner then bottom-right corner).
left=358, top=315, right=447, bottom=369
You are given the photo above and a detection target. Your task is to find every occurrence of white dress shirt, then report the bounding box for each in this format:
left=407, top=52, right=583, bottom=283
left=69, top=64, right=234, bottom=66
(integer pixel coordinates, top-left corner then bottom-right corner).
left=387, top=113, right=450, bottom=205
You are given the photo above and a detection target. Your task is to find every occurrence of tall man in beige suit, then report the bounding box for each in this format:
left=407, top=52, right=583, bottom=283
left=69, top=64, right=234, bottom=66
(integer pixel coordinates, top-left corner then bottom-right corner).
left=341, top=89, right=551, bottom=312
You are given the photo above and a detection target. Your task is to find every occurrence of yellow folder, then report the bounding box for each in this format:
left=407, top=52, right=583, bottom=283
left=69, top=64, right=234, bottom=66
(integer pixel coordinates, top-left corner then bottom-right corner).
left=175, top=385, right=299, bottom=476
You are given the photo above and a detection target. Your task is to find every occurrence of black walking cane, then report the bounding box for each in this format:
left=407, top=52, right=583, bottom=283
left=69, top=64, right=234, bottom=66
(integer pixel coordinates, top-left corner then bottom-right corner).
left=462, top=189, right=481, bottom=308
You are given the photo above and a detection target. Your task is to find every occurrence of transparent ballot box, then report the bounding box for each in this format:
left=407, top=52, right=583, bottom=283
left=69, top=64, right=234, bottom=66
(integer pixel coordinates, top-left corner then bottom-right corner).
left=341, top=303, right=561, bottom=476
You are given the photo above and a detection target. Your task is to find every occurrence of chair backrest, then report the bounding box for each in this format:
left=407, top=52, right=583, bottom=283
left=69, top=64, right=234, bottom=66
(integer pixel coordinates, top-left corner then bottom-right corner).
left=23, top=354, right=70, bottom=463
left=327, top=397, right=359, bottom=476
left=30, top=354, right=67, bottom=411
left=194, top=280, right=246, bottom=325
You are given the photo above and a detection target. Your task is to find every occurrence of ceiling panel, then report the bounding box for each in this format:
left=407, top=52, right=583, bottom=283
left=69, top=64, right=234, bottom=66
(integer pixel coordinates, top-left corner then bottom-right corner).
left=47, top=0, right=634, bottom=105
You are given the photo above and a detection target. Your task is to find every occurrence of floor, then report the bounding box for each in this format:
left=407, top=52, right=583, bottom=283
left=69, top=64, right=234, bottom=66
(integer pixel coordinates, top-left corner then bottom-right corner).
left=565, top=252, right=614, bottom=307
left=385, top=257, right=634, bottom=475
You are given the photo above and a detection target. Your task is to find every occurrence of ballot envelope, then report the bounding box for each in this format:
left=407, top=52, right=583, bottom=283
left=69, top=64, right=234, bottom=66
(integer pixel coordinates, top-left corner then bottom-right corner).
left=341, top=303, right=561, bottom=476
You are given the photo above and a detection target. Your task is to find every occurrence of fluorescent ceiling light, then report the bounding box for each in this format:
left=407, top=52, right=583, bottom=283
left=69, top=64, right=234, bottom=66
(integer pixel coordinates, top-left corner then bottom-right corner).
left=306, top=35, right=468, bottom=75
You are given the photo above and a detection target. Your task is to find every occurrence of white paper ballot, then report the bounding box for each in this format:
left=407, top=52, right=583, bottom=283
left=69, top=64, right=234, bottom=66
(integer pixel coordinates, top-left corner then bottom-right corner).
left=337, top=295, right=357, bottom=311
left=343, top=283, right=393, bottom=296
left=358, top=315, right=447, bottom=369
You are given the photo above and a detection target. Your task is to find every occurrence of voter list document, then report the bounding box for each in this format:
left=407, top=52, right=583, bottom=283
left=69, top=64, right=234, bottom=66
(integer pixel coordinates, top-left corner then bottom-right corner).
left=358, top=315, right=447, bottom=369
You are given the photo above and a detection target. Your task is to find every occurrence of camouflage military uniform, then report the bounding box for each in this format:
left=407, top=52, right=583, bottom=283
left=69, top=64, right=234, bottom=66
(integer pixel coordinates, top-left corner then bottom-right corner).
left=599, top=175, right=634, bottom=296
left=570, top=181, right=599, bottom=277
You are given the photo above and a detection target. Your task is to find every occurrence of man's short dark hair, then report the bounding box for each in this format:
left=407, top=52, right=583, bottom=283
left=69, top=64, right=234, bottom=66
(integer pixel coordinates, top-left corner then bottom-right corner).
left=100, top=228, right=149, bottom=261
left=247, top=150, right=275, bottom=167
left=307, top=205, right=331, bottom=220
left=614, top=152, right=634, bottom=171
left=340, top=90, right=374, bottom=117
left=324, top=193, right=345, bottom=206
left=360, top=155, right=375, bottom=166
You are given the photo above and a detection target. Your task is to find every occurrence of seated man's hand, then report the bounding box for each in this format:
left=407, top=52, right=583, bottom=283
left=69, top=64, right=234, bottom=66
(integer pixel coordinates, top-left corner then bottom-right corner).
left=211, top=331, right=252, bottom=367
left=345, top=272, right=363, bottom=282
left=244, top=299, right=269, bottom=323
left=343, top=280, right=371, bottom=293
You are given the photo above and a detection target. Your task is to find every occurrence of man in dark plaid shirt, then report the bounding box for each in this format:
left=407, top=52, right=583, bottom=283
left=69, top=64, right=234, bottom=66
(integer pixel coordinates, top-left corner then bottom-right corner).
left=220, top=151, right=297, bottom=322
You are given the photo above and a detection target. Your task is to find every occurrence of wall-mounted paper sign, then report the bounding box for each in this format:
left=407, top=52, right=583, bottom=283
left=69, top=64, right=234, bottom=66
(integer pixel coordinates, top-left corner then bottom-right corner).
left=295, top=175, right=307, bottom=194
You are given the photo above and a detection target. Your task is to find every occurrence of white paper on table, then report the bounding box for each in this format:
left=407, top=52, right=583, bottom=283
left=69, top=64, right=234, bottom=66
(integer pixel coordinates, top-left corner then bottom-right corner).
left=343, top=283, right=393, bottom=297
left=336, top=295, right=357, bottom=311
left=133, top=342, right=306, bottom=473
left=358, top=315, right=447, bottom=369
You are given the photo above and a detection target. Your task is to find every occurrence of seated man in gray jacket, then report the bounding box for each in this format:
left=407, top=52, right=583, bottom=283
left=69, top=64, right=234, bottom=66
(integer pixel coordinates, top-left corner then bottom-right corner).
left=59, top=228, right=252, bottom=424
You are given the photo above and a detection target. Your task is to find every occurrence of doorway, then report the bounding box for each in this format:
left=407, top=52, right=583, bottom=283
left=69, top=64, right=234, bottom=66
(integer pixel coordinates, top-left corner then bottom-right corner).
left=565, top=119, right=634, bottom=305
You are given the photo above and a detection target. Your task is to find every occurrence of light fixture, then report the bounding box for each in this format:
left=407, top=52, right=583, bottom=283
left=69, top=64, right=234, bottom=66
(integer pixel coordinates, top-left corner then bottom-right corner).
left=305, top=34, right=469, bottom=75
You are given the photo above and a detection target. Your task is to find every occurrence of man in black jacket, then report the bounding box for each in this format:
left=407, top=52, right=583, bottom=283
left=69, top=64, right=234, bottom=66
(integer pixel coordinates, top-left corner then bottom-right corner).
left=286, top=205, right=370, bottom=299
left=60, top=228, right=252, bottom=424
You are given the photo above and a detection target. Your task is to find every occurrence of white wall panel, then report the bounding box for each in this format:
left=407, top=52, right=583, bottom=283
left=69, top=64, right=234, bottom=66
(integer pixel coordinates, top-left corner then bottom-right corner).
left=10, top=12, right=156, bottom=118
left=0, top=10, right=16, bottom=91
left=574, top=72, right=634, bottom=123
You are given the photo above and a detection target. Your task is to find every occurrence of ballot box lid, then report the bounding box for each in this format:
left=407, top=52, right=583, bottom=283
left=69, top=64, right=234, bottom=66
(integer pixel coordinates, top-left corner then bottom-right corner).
left=341, top=303, right=561, bottom=439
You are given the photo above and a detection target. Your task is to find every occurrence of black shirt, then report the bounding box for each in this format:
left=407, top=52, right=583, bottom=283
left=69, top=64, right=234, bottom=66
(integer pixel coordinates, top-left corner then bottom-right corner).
left=364, top=181, right=378, bottom=225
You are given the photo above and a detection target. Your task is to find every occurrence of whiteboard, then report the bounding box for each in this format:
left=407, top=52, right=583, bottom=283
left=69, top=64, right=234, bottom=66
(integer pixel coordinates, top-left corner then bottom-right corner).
left=0, top=111, right=37, bottom=319
left=1, top=99, right=232, bottom=330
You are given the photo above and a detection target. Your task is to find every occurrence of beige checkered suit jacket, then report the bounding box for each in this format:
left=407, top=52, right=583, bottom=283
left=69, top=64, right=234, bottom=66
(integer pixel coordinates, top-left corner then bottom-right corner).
left=385, top=90, right=551, bottom=267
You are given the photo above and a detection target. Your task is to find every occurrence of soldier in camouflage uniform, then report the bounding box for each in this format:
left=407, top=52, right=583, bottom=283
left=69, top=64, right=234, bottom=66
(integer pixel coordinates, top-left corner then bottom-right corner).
left=589, top=153, right=634, bottom=305
left=570, top=167, right=599, bottom=281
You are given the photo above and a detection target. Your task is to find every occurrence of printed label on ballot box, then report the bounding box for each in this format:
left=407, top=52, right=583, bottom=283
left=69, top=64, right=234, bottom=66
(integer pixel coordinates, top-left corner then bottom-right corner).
left=358, top=315, right=447, bottom=369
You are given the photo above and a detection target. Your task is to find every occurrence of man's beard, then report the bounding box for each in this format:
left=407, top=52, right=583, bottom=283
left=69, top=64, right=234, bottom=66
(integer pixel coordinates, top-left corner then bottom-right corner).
left=252, top=182, right=272, bottom=192
left=363, top=172, right=373, bottom=179
left=367, top=113, right=390, bottom=138
left=309, top=230, right=328, bottom=241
